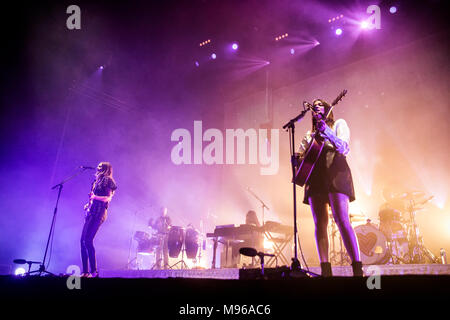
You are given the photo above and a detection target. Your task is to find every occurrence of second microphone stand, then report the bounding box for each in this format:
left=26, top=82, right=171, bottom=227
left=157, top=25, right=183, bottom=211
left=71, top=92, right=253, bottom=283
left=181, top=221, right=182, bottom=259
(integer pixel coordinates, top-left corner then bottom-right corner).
left=246, top=187, right=269, bottom=227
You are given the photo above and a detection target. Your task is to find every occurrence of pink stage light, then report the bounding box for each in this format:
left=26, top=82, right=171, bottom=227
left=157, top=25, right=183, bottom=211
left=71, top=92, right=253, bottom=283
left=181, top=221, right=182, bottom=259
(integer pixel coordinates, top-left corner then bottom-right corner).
left=335, top=28, right=343, bottom=36
left=360, top=21, right=369, bottom=29
left=211, top=53, right=217, bottom=59
left=390, top=6, right=397, bottom=14
left=231, top=43, right=238, bottom=50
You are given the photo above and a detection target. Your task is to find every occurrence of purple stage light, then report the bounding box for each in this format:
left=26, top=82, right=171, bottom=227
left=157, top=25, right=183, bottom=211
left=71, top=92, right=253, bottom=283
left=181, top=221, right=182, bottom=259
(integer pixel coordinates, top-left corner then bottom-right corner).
left=231, top=43, right=238, bottom=50
left=390, top=6, right=397, bottom=14
left=195, top=61, right=199, bottom=67
left=290, top=48, right=295, bottom=55
left=211, top=53, right=217, bottom=59
left=99, top=65, right=104, bottom=70
left=314, top=41, right=320, bottom=46
left=335, top=28, right=343, bottom=36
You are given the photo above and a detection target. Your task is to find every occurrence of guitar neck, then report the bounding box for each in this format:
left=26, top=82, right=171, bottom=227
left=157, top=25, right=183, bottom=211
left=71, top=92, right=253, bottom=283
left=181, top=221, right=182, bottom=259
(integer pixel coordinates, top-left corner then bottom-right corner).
left=325, top=89, right=347, bottom=119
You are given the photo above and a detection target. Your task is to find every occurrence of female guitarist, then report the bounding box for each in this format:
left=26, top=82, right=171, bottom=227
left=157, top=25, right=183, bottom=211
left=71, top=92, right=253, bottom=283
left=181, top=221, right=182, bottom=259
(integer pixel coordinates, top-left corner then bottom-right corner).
left=81, top=162, right=117, bottom=277
left=297, top=99, right=362, bottom=277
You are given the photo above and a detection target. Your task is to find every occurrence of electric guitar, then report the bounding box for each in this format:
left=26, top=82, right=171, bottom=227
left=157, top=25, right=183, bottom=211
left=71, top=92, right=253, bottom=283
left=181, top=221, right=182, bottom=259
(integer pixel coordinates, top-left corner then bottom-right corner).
left=294, top=90, right=347, bottom=187
left=83, top=180, right=97, bottom=217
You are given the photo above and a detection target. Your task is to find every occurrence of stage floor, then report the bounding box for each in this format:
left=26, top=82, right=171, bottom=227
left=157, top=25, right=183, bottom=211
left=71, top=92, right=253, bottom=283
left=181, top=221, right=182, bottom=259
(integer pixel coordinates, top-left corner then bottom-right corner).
left=100, top=264, right=450, bottom=279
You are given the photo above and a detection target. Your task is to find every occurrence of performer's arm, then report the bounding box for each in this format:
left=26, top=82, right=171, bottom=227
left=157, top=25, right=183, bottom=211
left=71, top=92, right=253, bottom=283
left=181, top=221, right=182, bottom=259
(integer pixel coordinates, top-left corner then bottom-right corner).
left=318, top=119, right=350, bottom=156
left=91, top=191, right=114, bottom=203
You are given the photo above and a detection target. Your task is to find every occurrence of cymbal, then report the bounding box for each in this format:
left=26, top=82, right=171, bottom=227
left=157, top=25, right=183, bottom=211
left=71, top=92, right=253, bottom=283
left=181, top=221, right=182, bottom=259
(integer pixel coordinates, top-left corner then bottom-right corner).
left=349, top=214, right=368, bottom=222
left=417, top=195, right=434, bottom=206
left=397, top=191, right=426, bottom=200
left=349, top=210, right=366, bottom=217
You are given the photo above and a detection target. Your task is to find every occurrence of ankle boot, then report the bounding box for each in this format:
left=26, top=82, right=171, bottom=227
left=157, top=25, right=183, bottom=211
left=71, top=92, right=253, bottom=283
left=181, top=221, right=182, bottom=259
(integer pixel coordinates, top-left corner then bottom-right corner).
left=351, top=261, right=363, bottom=277
left=320, top=262, right=333, bottom=277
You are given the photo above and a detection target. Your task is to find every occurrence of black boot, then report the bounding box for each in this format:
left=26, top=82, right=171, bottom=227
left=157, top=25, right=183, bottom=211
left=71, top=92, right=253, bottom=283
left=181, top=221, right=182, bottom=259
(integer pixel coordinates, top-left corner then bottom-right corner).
left=351, top=261, right=364, bottom=277
left=320, top=262, right=333, bottom=277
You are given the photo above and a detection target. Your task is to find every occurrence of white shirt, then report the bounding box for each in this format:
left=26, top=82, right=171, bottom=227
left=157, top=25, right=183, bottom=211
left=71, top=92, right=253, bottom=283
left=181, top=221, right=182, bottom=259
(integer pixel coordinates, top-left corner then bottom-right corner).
left=298, top=119, right=350, bottom=156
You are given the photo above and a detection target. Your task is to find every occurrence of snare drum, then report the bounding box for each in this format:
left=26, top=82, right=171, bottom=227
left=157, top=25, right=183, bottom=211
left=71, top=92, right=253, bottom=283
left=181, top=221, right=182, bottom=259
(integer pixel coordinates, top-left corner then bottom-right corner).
left=137, top=236, right=160, bottom=254
left=134, top=231, right=150, bottom=242
left=355, top=223, right=390, bottom=265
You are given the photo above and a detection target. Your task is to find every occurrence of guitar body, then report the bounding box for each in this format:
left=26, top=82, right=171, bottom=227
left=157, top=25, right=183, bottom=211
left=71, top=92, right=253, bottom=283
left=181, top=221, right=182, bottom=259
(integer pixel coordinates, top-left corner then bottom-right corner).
left=294, top=135, right=324, bottom=187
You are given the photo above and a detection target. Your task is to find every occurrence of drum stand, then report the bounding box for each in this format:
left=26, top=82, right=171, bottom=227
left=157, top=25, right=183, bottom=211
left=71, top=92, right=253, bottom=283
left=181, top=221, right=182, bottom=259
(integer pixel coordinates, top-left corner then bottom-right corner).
left=328, top=216, right=349, bottom=266
left=405, top=201, right=439, bottom=264
left=151, top=257, right=163, bottom=270
left=386, top=238, right=409, bottom=265
left=153, top=235, right=168, bottom=269
left=169, top=245, right=189, bottom=269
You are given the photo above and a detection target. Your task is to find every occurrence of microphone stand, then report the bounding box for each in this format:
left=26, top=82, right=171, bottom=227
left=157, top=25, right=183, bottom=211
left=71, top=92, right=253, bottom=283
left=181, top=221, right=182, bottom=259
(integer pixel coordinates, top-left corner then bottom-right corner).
left=282, top=108, right=309, bottom=274
left=246, top=187, right=270, bottom=227
left=36, top=167, right=90, bottom=276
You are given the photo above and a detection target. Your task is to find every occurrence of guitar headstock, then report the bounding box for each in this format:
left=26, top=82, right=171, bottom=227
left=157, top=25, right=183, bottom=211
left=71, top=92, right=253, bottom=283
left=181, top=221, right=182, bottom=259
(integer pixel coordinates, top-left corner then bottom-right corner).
left=331, top=89, right=347, bottom=107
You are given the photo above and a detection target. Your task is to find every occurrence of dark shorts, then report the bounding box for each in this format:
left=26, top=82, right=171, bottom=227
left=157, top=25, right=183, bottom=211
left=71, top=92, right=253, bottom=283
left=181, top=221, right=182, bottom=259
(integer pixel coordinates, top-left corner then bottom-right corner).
left=88, top=200, right=108, bottom=222
left=303, top=149, right=355, bottom=205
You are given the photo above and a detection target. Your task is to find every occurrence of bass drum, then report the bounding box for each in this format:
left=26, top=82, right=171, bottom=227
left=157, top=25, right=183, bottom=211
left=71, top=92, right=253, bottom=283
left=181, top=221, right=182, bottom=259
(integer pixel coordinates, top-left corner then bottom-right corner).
left=355, top=223, right=390, bottom=265
left=168, top=226, right=184, bottom=258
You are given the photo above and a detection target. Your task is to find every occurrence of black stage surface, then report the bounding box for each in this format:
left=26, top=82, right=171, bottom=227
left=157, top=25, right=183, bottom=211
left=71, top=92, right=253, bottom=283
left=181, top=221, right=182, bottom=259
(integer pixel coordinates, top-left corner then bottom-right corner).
left=1, top=272, right=449, bottom=317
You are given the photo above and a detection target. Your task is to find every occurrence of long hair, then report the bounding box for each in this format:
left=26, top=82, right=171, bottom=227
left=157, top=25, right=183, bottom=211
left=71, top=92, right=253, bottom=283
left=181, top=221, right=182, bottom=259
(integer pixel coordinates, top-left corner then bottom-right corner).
left=95, top=162, right=115, bottom=187
left=245, top=210, right=260, bottom=227
left=312, top=99, right=334, bottom=131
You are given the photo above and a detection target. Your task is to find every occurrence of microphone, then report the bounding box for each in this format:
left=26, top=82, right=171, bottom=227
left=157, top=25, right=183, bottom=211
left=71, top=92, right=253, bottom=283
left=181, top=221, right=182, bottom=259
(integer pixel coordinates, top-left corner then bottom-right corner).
left=13, top=259, right=41, bottom=265
left=80, top=166, right=95, bottom=170
left=303, top=101, right=314, bottom=111
left=239, top=247, right=257, bottom=257
left=239, top=247, right=275, bottom=258
left=13, top=259, right=27, bottom=264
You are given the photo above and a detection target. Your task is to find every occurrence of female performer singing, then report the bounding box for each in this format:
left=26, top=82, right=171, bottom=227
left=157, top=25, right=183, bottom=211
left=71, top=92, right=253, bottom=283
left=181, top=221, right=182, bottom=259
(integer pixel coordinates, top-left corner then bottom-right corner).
left=81, top=162, right=117, bottom=277
left=298, top=99, right=363, bottom=277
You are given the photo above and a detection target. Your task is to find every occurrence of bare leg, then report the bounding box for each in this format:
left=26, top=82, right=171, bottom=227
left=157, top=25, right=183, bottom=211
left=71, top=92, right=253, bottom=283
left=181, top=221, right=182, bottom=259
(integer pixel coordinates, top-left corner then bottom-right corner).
left=308, top=195, right=329, bottom=263
left=328, top=192, right=360, bottom=262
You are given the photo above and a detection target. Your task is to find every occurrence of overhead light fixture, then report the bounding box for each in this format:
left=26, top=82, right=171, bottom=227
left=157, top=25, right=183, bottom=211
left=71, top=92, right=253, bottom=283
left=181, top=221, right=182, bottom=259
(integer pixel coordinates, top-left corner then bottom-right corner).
left=275, top=33, right=289, bottom=41
left=199, top=39, right=211, bottom=47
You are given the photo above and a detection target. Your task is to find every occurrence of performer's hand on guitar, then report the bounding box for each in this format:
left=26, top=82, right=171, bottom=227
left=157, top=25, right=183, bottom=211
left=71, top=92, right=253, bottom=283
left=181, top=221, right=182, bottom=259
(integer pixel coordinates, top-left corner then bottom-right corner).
left=316, top=119, right=327, bottom=133
left=291, top=153, right=301, bottom=168
left=89, top=193, right=113, bottom=203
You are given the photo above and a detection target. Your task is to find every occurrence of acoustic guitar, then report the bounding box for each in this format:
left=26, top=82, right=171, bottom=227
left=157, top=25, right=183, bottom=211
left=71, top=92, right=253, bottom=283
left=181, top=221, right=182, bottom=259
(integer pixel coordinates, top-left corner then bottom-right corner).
left=294, top=90, right=347, bottom=187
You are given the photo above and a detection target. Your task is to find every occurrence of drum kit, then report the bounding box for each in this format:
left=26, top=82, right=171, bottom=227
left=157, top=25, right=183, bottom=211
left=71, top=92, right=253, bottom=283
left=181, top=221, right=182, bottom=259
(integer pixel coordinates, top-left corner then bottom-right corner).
left=133, top=224, right=203, bottom=269
left=330, top=190, right=440, bottom=265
